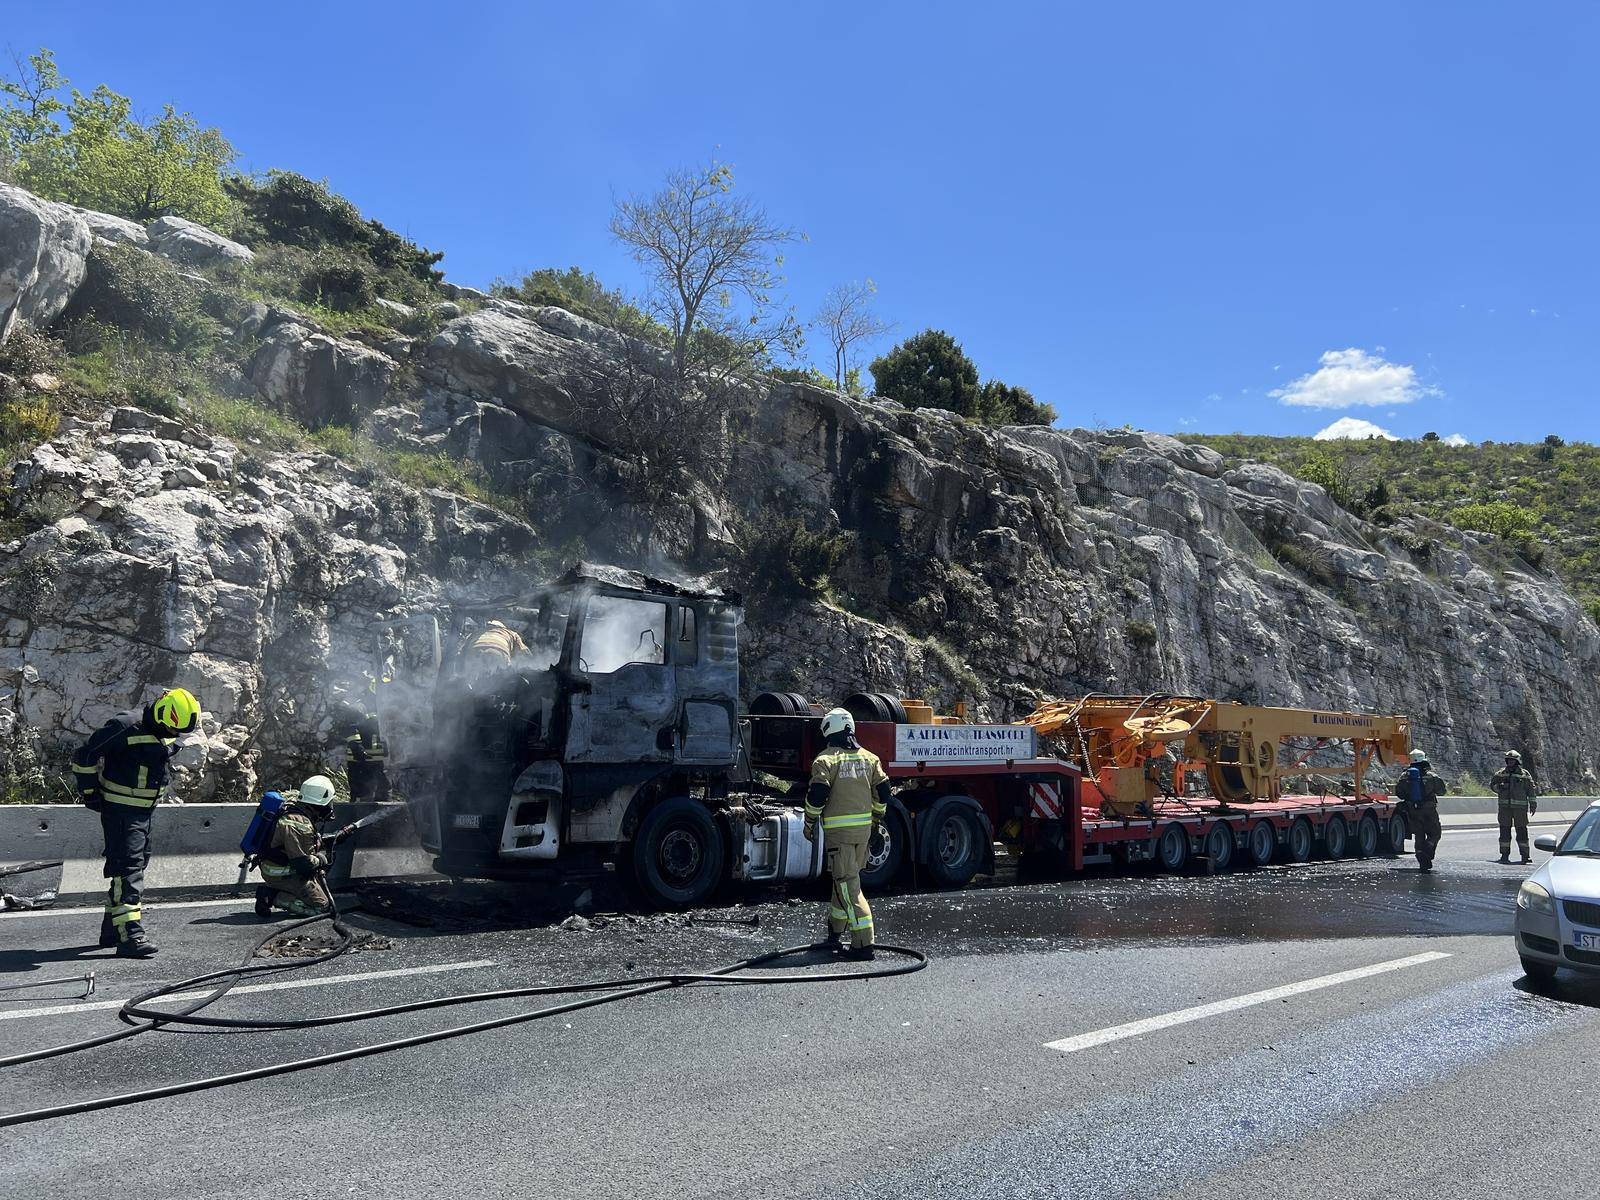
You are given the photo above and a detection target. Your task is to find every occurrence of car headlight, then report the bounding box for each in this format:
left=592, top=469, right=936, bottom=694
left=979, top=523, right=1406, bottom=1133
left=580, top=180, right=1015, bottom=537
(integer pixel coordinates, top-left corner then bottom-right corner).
left=1517, top=881, right=1554, bottom=914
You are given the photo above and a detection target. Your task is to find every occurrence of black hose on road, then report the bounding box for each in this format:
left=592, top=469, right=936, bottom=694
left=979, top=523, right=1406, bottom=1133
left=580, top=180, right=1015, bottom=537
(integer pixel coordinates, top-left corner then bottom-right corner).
left=0, top=895, right=927, bottom=1128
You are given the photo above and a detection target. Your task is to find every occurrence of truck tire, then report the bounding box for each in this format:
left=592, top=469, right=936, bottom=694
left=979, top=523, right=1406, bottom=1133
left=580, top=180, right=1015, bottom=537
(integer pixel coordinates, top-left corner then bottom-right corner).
left=842, top=692, right=908, bottom=725
left=860, top=810, right=908, bottom=891
left=1282, top=817, right=1314, bottom=863
left=1323, top=815, right=1348, bottom=860
left=1245, top=820, right=1276, bottom=868
left=1156, top=823, right=1190, bottom=873
left=1385, top=812, right=1408, bottom=855
left=1203, top=822, right=1235, bottom=871
left=924, top=806, right=984, bottom=887
left=1353, top=812, right=1381, bottom=857
left=632, top=797, right=725, bottom=908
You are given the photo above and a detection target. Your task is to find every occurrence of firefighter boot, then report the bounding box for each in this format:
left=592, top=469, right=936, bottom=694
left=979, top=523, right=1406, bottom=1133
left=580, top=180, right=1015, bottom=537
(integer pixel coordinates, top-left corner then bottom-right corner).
left=838, top=945, right=876, bottom=962
left=255, top=885, right=275, bottom=919
left=115, top=922, right=159, bottom=958
left=1497, top=853, right=1511, bottom=864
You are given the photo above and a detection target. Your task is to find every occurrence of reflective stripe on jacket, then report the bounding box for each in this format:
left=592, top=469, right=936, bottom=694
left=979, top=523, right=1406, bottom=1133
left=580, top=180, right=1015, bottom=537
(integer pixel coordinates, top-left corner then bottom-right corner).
left=260, top=809, right=329, bottom=880
left=342, top=713, right=387, bottom=763
left=71, top=709, right=176, bottom=808
left=1492, top=768, right=1538, bottom=806
left=807, top=746, right=889, bottom=829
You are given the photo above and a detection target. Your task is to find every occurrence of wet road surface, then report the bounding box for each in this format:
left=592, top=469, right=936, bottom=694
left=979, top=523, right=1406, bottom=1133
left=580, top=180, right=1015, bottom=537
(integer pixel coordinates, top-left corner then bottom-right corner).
left=2, top=824, right=1596, bottom=1199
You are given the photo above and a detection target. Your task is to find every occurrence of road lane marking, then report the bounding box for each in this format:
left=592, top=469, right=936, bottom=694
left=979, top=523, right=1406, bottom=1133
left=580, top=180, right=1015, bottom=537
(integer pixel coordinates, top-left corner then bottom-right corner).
left=0, top=898, right=255, bottom=920
left=0, top=959, right=495, bottom=1021
left=1044, top=951, right=1453, bottom=1055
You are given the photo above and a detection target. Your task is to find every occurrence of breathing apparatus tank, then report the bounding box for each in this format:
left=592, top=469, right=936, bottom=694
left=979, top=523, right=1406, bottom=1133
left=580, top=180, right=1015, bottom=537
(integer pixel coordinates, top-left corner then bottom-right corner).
left=239, top=791, right=287, bottom=861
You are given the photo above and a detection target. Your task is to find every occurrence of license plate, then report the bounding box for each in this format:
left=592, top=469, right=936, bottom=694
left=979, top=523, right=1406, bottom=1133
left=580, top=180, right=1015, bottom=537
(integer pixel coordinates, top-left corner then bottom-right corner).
left=451, top=813, right=483, bottom=830
left=1575, top=932, right=1600, bottom=951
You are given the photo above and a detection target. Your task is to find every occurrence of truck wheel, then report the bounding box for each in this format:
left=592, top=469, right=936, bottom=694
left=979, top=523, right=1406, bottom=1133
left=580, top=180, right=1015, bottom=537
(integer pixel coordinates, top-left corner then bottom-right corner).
left=860, top=811, right=907, bottom=891
left=924, top=807, right=983, bottom=887
left=1156, top=823, right=1189, bottom=873
left=1323, top=816, right=1348, bottom=860
left=1282, top=818, right=1313, bottom=863
left=632, top=797, right=725, bottom=908
left=1203, top=822, right=1235, bottom=871
left=1245, top=821, right=1276, bottom=867
left=1353, top=812, right=1381, bottom=858
left=1385, top=812, right=1408, bottom=855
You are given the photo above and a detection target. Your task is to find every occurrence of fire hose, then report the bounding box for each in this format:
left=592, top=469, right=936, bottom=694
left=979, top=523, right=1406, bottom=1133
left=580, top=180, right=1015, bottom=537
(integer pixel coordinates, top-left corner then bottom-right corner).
left=0, top=887, right=927, bottom=1128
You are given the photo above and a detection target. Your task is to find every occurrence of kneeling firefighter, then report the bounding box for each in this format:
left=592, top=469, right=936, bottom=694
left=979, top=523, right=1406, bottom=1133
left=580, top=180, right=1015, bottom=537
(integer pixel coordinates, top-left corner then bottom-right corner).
left=255, top=776, right=338, bottom=918
left=804, top=708, right=892, bottom=961
left=72, top=687, right=202, bottom=958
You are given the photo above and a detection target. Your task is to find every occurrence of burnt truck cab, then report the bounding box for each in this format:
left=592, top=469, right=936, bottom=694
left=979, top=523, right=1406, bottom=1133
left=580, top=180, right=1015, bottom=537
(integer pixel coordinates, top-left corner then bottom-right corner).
left=416, top=564, right=744, bottom=891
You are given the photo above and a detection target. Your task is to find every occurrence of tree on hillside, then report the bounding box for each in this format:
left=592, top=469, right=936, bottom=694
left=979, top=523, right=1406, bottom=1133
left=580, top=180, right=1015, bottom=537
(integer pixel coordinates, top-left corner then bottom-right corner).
left=869, top=329, right=981, bottom=416
left=977, top=378, right=1056, bottom=426
left=610, top=160, right=801, bottom=383
left=0, top=48, right=235, bottom=225
left=815, top=279, right=892, bottom=392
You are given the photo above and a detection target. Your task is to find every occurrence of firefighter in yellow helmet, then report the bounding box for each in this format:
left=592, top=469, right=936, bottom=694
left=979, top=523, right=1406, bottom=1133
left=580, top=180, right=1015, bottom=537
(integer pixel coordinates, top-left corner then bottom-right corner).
left=255, top=776, right=338, bottom=918
left=803, top=708, right=892, bottom=960
left=71, top=687, right=202, bottom=957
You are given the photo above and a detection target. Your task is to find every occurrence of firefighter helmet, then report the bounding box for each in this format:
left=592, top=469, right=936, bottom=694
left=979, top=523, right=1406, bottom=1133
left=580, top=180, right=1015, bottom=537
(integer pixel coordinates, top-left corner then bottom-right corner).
left=298, top=775, right=337, bottom=813
left=152, top=687, right=201, bottom=734
left=820, top=707, right=856, bottom=739
left=1504, top=749, right=1522, bottom=761
left=1409, top=748, right=1429, bottom=764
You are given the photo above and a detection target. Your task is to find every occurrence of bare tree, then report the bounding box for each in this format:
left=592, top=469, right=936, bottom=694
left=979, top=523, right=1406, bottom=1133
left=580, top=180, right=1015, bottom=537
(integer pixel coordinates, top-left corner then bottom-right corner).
left=610, top=160, right=801, bottom=383
left=816, top=279, right=892, bottom=391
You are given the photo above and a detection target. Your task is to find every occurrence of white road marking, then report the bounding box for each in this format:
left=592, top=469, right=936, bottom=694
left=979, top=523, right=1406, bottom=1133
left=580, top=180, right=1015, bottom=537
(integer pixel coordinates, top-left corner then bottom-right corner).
left=1044, top=950, right=1453, bottom=1055
left=0, top=959, right=495, bottom=1021
left=0, top=897, right=253, bottom=920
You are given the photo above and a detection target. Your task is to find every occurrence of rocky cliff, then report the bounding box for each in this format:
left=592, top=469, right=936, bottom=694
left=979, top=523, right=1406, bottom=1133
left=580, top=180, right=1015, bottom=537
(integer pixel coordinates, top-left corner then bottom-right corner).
left=3, top=181, right=1597, bottom=798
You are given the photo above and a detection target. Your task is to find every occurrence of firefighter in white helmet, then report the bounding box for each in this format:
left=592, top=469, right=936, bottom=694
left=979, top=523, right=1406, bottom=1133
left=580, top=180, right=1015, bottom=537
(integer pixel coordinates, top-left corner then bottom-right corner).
left=1394, top=748, right=1447, bottom=872
left=804, top=708, right=892, bottom=959
left=255, top=775, right=338, bottom=918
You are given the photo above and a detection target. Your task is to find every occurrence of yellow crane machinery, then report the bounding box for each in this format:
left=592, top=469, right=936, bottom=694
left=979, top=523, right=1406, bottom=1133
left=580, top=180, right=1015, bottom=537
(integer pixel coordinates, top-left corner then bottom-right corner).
left=1024, top=695, right=1411, bottom=816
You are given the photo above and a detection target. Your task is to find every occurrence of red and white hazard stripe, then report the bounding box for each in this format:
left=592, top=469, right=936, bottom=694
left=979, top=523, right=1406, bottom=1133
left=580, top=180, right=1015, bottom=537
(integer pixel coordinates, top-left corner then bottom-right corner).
left=1030, top=781, right=1062, bottom=820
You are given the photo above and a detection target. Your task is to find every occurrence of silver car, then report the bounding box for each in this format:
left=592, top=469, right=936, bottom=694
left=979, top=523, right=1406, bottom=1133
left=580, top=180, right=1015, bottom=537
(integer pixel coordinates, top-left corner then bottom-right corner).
left=1515, top=800, right=1600, bottom=982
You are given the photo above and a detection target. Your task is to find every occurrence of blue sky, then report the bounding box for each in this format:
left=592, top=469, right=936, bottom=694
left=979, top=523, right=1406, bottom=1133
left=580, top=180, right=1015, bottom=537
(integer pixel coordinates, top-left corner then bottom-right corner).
left=10, top=1, right=1598, bottom=441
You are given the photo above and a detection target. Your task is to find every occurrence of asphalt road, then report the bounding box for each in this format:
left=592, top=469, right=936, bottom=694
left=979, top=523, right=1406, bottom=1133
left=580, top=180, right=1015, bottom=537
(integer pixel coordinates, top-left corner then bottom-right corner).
left=2, top=822, right=1596, bottom=1200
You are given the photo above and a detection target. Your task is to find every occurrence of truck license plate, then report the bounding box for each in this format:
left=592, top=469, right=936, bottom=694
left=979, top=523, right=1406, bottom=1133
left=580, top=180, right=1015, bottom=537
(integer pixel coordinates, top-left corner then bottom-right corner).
left=1574, top=932, right=1600, bottom=950
left=452, top=813, right=483, bottom=830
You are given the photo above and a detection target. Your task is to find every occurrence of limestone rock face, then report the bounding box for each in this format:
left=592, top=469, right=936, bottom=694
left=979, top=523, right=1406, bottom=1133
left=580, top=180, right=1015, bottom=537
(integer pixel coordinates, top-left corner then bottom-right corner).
left=0, top=182, right=91, bottom=344
left=249, top=319, right=396, bottom=429
left=147, top=215, right=254, bottom=267
left=68, top=205, right=150, bottom=250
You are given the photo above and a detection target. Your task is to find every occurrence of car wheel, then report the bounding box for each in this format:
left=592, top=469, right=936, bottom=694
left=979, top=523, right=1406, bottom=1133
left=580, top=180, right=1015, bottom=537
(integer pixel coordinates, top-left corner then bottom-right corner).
left=1520, top=955, right=1558, bottom=984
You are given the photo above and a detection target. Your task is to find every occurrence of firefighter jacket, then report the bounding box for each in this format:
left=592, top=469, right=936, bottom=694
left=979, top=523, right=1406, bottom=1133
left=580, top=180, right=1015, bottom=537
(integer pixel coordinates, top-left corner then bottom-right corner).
left=1394, top=765, right=1446, bottom=808
left=340, top=711, right=387, bottom=765
left=71, top=708, right=177, bottom=809
left=1491, top=767, right=1538, bottom=807
left=807, top=744, right=889, bottom=834
left=469, top=622, right=527, bottom=663
left=259, top=806, right=331, bottom=884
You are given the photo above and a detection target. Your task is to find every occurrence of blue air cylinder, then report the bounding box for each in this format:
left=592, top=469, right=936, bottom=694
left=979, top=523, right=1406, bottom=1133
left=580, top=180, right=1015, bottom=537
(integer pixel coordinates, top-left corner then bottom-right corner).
left=239, top=791, right=287, bottom=858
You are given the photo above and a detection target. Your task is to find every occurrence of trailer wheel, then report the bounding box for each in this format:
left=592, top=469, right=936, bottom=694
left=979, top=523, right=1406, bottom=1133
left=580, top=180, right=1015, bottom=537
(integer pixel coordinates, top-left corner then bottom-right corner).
left=1353, top=812, right=1381, bottom=858
left=1385, top=812, right=1408, bottom=855
left=1156, top=823, right=1190, bottom=873
left=1203, top=822, right=1235, bottom=871
left=860, top=810, right=908, bottom=891
left=1323, top=815, right=1348, bottom=859
left=924, top=807, right=984, bottom=887
left=1245, top=821, right=1276, bottom=867
left=632, top=797, right=725, bottom=908
left=1282, top=818, right=1313, bottom=863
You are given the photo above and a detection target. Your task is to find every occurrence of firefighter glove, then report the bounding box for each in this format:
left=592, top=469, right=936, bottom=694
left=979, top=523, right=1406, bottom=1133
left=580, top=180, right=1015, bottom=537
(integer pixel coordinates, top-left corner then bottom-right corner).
left=81, top=790, right=103, bottom=813
left=1530, top=800, right=1538, bottom=816
left=803, top=818, right=818, bottom=843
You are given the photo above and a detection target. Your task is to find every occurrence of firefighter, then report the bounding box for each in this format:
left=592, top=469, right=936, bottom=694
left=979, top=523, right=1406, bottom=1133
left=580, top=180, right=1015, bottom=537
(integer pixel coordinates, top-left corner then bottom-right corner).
left=1491, top=750, right=1539, bottom=865
left=333, top=702, right=389, bottom=803
left=72, top=687, right=202, bottom=957
left=466, top=618, right=527, bottom=681
left=803, top=708, right=892, bottom=960
left=1394, top=748, right=1447, bottom=873
left=255, top=775, right=337, bottom=918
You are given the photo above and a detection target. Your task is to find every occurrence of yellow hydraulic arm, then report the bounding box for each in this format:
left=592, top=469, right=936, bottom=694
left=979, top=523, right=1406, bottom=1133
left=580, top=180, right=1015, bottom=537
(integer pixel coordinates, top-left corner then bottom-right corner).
left=1025, top=695, right=1411, bottom=811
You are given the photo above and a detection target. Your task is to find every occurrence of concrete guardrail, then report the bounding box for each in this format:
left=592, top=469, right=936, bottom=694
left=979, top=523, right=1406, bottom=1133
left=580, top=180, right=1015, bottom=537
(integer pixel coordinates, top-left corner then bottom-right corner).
left=1, top=802, right=434, bottom=900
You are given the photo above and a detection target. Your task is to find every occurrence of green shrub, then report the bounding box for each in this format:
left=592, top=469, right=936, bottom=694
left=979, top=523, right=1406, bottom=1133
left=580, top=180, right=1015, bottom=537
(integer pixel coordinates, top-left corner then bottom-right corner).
left=1455, top=770, right=1491, bottom=796
left=1124, top=619, right=1159, bottom=649
left=1451, top=500, right=1539, bottom=541
left=65, top=243, right=215, bottom=351
left=731, top=510, right=853, bottom=601
left=495, top=267, right=663, bottom=340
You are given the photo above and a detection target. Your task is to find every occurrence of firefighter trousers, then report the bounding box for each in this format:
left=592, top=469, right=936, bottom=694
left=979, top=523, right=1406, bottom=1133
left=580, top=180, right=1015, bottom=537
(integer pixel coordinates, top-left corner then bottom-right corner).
left=1498, top=803, right=1530, bottom=858
left=101, top=804, right=153, bottom=939
left=1411, top=803, right=1441, bottom=868
left=348, top=761, right=389, bottom=803
left=260, top=874, right=332, bottom=915
left=825, top=834, right=874, bottom=949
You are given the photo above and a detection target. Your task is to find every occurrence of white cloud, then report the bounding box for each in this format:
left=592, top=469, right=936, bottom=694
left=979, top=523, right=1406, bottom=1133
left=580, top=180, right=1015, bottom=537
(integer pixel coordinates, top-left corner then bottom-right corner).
left=1272, top=348, right=1440, bottom=410
left=1442, top=433, right=1469, bottom=447
left=1313, top=417, right=1397, bottom=441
